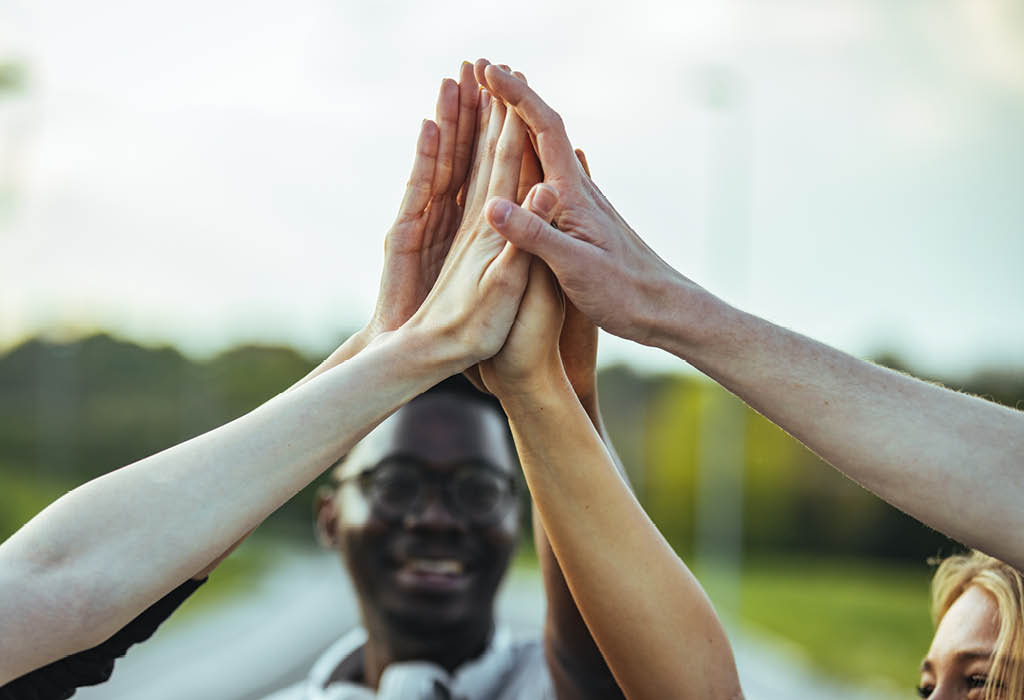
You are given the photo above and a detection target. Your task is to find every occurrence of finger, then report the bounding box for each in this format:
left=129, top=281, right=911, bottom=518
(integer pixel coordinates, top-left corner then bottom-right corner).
left=520, top=179, right=556, bottom=225
left=466, top=90, right=506, bottom=215
left=513, top=70, right=543, bottom=203
left=432, top=78, right=459, bottom=196
left=487, top=100, right=528, bottom=202
left=461, top=89, right=494, bottom=216
left=473, top=58, right=490, bottom=88
left=396, top=119, right=440, bottom=223
left=575, top=148, right=591, bottom=178
left=486, top=187, right=585, bottom=270
left=510, top=69, right=543, bottom=163
left=481, top=64, right=579, bottom=182
left=451, top=61, right=480, bottom=195
left=518, top=143, right=543, bottom=204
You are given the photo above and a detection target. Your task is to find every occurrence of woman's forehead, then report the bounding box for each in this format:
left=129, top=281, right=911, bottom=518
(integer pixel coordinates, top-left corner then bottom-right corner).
left=926, top=585, right=999, bottom=668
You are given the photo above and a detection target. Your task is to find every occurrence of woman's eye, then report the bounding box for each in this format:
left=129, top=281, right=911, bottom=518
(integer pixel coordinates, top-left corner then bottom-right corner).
left=967, top=675, right=988, bottom=689
left=916, top=684, right=933, bottom=698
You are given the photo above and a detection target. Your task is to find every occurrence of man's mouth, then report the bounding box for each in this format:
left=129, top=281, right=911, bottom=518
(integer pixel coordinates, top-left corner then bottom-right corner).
left=403, top=558, right=465, bottom=576
left=393, top=555, right=474, bottom=593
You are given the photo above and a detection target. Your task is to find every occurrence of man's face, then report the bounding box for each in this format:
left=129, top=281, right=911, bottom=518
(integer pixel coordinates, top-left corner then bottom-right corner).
left=319, top=393, right=520, bottom=635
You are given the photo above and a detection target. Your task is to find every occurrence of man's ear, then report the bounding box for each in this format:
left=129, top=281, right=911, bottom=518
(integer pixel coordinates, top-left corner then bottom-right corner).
left=314, top=485, right=340, bottom=549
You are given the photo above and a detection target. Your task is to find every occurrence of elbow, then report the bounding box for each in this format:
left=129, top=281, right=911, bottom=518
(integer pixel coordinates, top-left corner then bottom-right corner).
left=27, top=557, right=125, bottom=652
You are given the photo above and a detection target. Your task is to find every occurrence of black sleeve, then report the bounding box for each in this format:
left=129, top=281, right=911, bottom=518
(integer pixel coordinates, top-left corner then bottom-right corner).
left=0, top=577, right=205, bottom=700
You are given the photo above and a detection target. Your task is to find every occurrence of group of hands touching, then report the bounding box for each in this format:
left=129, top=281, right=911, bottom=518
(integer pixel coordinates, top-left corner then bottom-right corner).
left=6, top=56, right=1021, bottom=700
left=306, top=58, right=686, bottom=410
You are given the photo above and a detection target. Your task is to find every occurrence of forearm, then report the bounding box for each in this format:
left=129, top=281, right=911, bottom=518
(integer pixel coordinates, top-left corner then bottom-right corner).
left=652, top=282, right=1024, bottom=570
left=502, top=377, right=742, bottom=700
left=0, top=325, right=454, bottom=681
left=289, top=327, right=372, bottom=392
left=532, top=391, right=626, bottom=699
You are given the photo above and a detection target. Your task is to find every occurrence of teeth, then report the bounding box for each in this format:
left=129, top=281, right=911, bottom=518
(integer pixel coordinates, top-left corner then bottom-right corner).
left=407, top=558, right=464, bottom=576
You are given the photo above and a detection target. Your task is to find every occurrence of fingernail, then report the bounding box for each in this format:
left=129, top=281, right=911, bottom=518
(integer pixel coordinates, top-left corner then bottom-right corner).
left=532, top=184, right=558, bottom=216
left=488, top=198, right=512, bottom=227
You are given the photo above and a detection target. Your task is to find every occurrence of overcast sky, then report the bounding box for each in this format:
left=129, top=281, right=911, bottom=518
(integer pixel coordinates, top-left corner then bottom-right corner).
left=1, top=0, right=1022, bottom=376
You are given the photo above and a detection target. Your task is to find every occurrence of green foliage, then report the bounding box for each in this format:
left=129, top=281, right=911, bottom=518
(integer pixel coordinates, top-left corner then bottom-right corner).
left=1, top=334, right=1020, bottom=564
left=1, top=333, right=1019, bottom=685
left=729, top=555, right=934, bottom=689
left=0, top=333, right=327, bottom=542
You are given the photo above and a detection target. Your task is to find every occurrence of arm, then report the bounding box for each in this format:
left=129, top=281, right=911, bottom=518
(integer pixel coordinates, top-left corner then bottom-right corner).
left=517, top=138, right=628, bottom=698
left=475, top=61, right=1024, bottom=573
left=194, top=64, right=482, bottom=580
left=480, top=259, right=743, bottom=700
left=0, top=329, right=452, bottom=683
left=531, top=332, right=630, bottom=700
left=0, top=65, right=530, bottom=684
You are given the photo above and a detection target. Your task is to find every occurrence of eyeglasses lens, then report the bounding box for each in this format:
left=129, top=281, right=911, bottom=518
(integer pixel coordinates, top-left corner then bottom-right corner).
left=365, top=464, right=509, bottom=522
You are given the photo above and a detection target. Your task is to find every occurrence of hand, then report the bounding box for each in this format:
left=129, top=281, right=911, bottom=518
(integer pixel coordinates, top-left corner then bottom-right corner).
left=291, top=64, right=480, bottom=391
left=462, top=66, right=542, bottom=393
left=402, top=78, right=535, bottom=372
left=478, top=213, right=566, bottom=400
left=475, top=60, right=696, bottom=347
left=365, top=61, right=481, bottom=342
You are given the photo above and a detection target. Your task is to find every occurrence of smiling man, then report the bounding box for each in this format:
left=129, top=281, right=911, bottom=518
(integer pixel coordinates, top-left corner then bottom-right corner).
left=264, top=375, right=621, bottom=699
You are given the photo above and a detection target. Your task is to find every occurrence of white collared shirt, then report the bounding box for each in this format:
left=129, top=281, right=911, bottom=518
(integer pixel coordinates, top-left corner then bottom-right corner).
left=262, top=626, right=553, bottom=700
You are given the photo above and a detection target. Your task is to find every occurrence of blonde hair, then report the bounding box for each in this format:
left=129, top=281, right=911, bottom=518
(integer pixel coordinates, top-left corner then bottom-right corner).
left=931, top=551, right=1024, bottom=700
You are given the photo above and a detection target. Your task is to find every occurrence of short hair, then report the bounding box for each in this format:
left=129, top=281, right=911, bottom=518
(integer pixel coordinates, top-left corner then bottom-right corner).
left=931, top=550, right=1024, bottom=700
left=328, top=373, right=514, bottom=479
left=420, top=373, right=506, bottom=418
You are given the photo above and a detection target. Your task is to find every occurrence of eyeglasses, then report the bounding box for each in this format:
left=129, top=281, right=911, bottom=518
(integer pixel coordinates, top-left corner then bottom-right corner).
left=334, top=458, right=518, bottom=526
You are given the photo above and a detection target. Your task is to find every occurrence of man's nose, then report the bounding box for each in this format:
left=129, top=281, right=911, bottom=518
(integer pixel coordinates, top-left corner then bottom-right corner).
left=404, top=486, right=465, bottom=531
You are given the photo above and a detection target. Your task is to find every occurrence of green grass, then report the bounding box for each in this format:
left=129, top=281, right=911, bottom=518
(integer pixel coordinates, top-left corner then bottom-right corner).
left=708, top=555, right=934, bottom=691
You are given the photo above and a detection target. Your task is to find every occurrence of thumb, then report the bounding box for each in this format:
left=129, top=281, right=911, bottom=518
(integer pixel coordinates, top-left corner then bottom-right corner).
left=486, top=185, right=580, bottom=268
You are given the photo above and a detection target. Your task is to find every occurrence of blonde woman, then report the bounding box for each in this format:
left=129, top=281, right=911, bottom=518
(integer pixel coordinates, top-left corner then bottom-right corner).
left=920, top=552, right=1024, bottom=699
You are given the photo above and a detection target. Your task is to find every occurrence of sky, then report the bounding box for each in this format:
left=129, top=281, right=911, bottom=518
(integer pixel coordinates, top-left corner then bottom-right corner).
left=1, top=0, right=1022, bottom=377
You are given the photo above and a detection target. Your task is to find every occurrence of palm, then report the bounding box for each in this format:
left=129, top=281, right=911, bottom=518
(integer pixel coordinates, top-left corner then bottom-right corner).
left=368, top=64, right=480, bottom=335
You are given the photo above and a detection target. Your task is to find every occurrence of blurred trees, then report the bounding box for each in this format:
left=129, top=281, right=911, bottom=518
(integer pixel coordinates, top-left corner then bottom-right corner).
left=2, top=333, right=1022, bottom=567
left=0, top=333, right=319, bottom=541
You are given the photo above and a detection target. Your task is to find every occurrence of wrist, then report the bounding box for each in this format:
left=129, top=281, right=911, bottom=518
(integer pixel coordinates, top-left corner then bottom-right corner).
left=641, top=274, right=734, bottom=358
left=494, top=361, right=572, bottom=413
left=385, top=318, right=468, bottom=381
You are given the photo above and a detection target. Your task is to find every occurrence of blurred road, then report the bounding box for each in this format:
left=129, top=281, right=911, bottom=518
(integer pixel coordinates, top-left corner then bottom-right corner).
left=73, top=550, right=899, bottom=700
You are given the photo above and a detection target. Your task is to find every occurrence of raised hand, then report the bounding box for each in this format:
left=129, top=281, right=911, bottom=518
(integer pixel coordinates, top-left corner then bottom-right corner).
left=474, top=60, right=696, bottom=347
left=366, top=63, right=480, bottom=338
left=400, top=76, right=537, bottom=373
left=292, top=63, right=480, bottom=389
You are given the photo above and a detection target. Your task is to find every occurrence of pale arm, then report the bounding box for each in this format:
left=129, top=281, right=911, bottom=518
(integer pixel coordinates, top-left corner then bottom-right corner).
left=0, top=326, right=454, bottom=684
left=477, top=60, right=1024, bottom=573
left=501, top=367, right=742, bottom=700
left=0, top=62, right=531, bottom=683
left=481, top=258, right=743, bottom=700
left=651, top=290, right=1024, bottom=571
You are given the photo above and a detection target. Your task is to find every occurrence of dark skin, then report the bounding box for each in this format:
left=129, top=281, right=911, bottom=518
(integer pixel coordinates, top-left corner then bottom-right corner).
left=316, top=385, right=625, bottom=697
left=317, top=393, right=520, bottom=687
